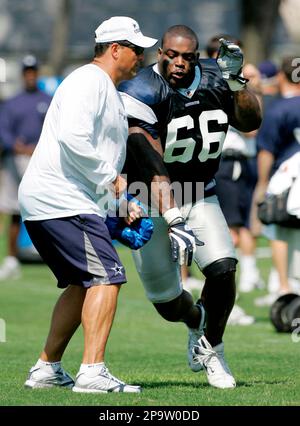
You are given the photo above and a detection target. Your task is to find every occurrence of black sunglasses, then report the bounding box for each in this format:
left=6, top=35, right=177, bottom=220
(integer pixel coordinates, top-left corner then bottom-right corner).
left=117, top=41, right=144, bottom=56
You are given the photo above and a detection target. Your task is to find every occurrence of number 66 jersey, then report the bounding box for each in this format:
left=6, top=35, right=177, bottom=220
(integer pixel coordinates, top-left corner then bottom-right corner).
left=119, top=58, right=235, bottom=203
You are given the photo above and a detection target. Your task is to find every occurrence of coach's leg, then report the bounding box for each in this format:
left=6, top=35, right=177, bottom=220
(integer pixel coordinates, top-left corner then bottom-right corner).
left=41, top=285, right=86, bottom=362
left=81, top=284, right=120, bottom=363
left=201, top=258, right=237, bottom=347
left=72, top=282, right=141, bottom=394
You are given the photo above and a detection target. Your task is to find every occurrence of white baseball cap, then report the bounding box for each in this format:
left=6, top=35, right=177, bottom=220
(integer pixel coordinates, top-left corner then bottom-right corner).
left=95, top=16, right=157, bottom=48
left=22, top=54, right=39, bottom=70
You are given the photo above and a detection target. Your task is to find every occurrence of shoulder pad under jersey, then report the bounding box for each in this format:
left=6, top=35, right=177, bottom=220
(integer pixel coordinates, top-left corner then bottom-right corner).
left=119, top=65, right=171, bottom=107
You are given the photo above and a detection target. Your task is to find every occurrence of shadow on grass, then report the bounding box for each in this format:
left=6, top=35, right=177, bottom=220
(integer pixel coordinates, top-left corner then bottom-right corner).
left=236, top=379, right=287, bottom=387
left=138, top=381, right=213, bottom=389
left=139, top=378, right=287, bottom=389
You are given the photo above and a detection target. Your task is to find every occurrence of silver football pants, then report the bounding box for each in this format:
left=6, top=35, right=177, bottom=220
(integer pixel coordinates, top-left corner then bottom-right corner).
left=132, top=195, right=237, bottom=303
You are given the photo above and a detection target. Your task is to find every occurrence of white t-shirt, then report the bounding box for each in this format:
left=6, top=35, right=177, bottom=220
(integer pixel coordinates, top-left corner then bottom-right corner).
left=18, top=64, right=128, bottom=221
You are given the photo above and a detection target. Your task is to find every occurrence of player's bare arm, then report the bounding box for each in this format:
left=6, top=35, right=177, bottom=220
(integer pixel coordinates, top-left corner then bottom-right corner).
left=230, top=88, right=262, bottom=132
left=128, top=125, right=203, bottom=266
left=128, top=126, right=176, bottom=214
left=216, top=38, right=262, bottom=132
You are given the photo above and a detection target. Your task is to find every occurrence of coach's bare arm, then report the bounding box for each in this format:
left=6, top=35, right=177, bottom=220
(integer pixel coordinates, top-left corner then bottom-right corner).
left=230, top=88, right=262, bottom=133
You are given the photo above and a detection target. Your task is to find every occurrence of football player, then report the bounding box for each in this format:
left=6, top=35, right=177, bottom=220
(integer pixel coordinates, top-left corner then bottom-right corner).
left=119, top=25, right=262, bottom=388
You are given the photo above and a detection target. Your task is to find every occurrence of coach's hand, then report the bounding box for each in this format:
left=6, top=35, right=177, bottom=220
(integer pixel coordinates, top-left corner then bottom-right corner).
left=111, top=174, right=127, bottom=199
left=217, top=38, right=248, bottom=91
left=163, top=208, right=204, bottom=266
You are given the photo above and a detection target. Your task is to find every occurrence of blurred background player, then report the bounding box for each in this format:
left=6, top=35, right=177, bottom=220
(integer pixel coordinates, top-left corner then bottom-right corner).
left=254, top=58, right=300, bottom=306
left=258, top=60, right=280, bottom=108
left=0, top=55, right=51, bottom=280
left=254, top=55, right=300, bottom=306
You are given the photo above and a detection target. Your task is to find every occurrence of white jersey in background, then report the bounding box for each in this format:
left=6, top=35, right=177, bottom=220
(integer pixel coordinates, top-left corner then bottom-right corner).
left=18, top=64, right=128, bottom=221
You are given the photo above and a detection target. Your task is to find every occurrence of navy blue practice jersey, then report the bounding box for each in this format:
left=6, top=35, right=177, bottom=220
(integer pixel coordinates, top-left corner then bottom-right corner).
left=119, top=59, right=235, bottom=188
left=257, top=96, right=300, bottom=173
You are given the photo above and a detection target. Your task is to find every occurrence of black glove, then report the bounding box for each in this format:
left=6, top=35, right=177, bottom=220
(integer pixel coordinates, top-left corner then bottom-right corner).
left=216, top=38, right=248, bottom=91
left=164, top=208, right=204, bottom=266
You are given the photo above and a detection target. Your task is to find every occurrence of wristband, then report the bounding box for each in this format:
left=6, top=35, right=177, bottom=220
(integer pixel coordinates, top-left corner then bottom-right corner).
left=163, top=207, right=184, bottom=226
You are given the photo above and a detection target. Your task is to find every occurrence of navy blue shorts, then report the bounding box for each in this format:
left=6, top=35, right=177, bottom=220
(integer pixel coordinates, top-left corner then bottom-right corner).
left=215, top=159, right=253, bottom=228
left=25, top=214, right=127, bottom=289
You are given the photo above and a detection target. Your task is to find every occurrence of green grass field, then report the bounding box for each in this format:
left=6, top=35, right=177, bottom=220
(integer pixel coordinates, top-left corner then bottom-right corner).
left=0, top=236, right=300, bottom=407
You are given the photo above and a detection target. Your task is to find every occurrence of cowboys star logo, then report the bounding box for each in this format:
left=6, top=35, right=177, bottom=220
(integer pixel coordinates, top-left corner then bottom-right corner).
left=110, top=263, right=124, bottom=276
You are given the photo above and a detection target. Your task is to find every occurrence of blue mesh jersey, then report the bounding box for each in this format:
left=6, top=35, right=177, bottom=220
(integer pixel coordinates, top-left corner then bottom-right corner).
left=119, top=64, right=173, bottom=140
left=119, top=59, right=235, bottom=188
left=257, top=96, right=300, bottom=174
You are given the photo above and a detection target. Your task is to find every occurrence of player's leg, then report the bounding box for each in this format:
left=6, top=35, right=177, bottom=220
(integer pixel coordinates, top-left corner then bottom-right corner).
left=0, top=159, right=23, bottom=280
left=0, top=214, right=22, bottom=280
left=132, top=216, right=203, bottom=329
left=187, top=195, right=237, bottom=345
left=186, top=195, right=237, bottom=388
left=201, top=258, right=236, bottom=346
left=153, top=290, right=202, bottom=328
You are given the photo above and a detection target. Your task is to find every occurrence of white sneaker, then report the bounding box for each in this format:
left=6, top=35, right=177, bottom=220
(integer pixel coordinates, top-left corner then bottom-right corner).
left=188, top=302, right=206, bottom=372
left=254, top=292, right=280, bottom=307
left=72, top=364, right=141, bottom=393
left=0, top=256, right=21, bottom=280
left=193, top=336, right=236, bottom=389
left=227, top=305, right=255, bottom=326
left=289, top=278, right=300, bottom=295
left=239, top=270, right=264, bottom=293
left=24, top=364, right=74, bottom=389
left=267, top=268, right=280, bottom=294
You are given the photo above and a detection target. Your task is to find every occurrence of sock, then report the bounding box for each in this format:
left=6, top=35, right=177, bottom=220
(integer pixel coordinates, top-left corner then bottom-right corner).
left=268, top=268, right=280, bottom=293
left=79, top=362, right=105, bottom=374
left=239, top=255, right=257, bottom=275
left=35, top=358, right=61, bottom=373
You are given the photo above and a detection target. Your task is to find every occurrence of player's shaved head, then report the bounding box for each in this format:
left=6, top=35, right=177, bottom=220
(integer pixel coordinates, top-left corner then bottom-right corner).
left=162, top=25, right=199, bottom=50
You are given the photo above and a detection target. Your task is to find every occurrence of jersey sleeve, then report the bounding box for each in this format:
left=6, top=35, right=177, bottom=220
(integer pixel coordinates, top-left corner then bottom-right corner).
left=119, top=66, right=172, bottom=139
left=201, top=58, right=235, bottom=118
left=119, top=92, right=159, bottom=138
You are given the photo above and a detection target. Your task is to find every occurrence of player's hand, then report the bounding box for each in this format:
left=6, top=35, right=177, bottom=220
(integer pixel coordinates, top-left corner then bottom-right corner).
left=163, top=208, right=204, bottom=266
left=216, top=38, right=248, bottom=91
